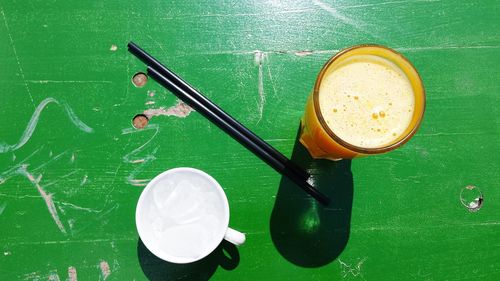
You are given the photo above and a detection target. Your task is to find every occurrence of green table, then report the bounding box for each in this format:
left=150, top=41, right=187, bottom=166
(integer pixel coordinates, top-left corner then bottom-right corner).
left=1, top=0, right=499, bottom=280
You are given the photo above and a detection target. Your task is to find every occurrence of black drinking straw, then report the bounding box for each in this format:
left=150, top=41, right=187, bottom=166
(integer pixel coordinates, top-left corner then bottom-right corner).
left=127, top=41, right=310, bottom=182
left=146, top=66, right=330, bottom=205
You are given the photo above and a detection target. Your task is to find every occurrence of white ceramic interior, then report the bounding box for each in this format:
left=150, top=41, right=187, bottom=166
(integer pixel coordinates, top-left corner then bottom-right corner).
left=135, top=167, right=230, bottom=263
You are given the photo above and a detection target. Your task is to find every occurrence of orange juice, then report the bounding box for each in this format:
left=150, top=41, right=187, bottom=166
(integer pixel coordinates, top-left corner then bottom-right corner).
left=300, top=45, right=425, bottom=160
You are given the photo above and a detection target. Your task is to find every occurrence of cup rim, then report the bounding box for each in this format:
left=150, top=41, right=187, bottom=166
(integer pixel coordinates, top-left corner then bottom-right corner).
left=135, top=167, right=230, bottom=264
left=312, top=44, right=426, bottom=154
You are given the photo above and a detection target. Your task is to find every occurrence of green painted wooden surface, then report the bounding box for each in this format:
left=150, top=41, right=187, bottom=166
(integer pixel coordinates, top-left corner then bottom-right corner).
left=1, top=0, right=499, bottom=280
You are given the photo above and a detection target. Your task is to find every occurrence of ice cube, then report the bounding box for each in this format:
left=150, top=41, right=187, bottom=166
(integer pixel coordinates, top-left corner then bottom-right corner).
left=152, top=179, right=176, bottom=210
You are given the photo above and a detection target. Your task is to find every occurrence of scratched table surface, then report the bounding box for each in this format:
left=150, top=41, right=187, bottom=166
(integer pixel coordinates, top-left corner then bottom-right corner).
left=1, top=0, right=499, bottom=280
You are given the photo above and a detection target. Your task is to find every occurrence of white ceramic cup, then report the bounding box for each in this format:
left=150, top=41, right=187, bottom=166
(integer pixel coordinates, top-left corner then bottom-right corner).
left=136, top=167, right=245, bottom=264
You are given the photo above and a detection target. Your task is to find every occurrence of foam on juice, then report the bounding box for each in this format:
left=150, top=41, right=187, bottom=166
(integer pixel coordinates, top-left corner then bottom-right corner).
left=147, top=172, right=225, bottom=260
left=318, top=54, right=415, bottom=148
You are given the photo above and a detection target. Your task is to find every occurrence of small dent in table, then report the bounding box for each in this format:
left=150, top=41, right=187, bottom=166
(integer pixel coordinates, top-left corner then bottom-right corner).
left=460, top=185, right=483, bottom=212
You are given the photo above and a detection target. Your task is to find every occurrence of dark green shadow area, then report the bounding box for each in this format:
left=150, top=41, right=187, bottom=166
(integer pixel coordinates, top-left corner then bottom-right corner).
left=270, top=126, right=354, bottom=267
left=137, top=239, right=240, bottom=281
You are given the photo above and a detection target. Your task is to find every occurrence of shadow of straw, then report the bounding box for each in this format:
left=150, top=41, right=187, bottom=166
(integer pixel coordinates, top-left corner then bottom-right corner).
left=270, top=126, right=354, bottom=267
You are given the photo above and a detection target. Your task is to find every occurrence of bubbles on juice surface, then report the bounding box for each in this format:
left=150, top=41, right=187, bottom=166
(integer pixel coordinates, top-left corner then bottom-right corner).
left=318, top=54, right=415, bottom=148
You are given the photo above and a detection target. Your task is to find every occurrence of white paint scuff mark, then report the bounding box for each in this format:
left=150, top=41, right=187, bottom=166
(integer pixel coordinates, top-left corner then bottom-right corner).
left=254, top=51, right=266, bottom=123
left=4, top=251, right=11, bottom=256
left=99, top=260, right=111, bottom=280
left=57, top=201, right=101, bottom=213
left=0, top=97, right=94, bottom=154
left=68, top=266, right=77, bottom=281
left=121, top=124, right=159, bottom=162
left=112, top=259, right=120, bottom=272
left=62, top=101, right=94, bottom=133
left=71, top=152, right=75, bottom=162
left=295, top=50, right=314, bottom=57
left=121, top=124, right=159, bottom=187
left=313, top=0, right=363, bottom=27
left=143, top=100, right=194, bottom=119
left=31, top=150, right=68, bottom=174
left=1, top=6, right=35, bottom=109
left=147, top=35, right=167, bottom=55
left=128, top=178, right=150, bottom=187
left=47, top=272, right=61, bottom=281
left=110, top=44, right=117, bottom=51
left=59, top=170, right=79, bottom=179
left=18, top=165, right=67, bottom=234
left=124, top=146, right=157, bottom=187
left=0, top=147, right=42, bottom=183
left=339, top=257, right=367, bottom=278
left=80, top=174, right=88, bottom=186
left=68, top=218, right=75, bottom=232
left=145, top=101, right=155, bottom=105
left=22, top=271, right=41, bottom=280
left=26, top=80, right=112, bottom=84
left=0, top=202, right=6, bottom=215
left=312, top=0, right=379, bottom=39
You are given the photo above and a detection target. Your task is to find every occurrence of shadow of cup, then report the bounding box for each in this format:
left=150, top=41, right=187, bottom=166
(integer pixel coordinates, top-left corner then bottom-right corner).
left=270, top=126, right=354, bottom=267
left=137, top=238, right=240, bottom=281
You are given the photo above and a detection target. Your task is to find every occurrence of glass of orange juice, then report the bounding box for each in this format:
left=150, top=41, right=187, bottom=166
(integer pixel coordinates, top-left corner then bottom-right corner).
left=300, top=45, right=426, bottom=160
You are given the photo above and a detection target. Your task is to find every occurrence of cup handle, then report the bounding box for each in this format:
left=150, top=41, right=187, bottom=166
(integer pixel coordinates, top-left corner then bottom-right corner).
left=224, top=227, right=246, bottom=246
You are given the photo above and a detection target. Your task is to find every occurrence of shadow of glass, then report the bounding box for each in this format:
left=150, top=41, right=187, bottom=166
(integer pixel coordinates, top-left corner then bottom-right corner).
left=137, top=238, right=240, bottom=281
left=270, top=126, right=354, bottom=268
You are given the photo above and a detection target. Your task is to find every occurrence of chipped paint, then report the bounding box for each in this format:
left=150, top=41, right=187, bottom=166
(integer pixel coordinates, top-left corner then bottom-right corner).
left=143, top=100, right=194, bottom=119
left=99, top=260, right=111, bottom=280
left=68, top=266, right=77, bottom=281
left=18, top=166, right=67, bottom=234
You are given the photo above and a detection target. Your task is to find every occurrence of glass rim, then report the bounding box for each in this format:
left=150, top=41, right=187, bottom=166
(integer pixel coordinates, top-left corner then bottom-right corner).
left=312, top=44, right=426, bottom=154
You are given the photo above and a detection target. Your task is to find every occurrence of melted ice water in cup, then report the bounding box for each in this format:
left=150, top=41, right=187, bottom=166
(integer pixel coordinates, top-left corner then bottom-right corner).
left=146, top=171, right=226, bottom=260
